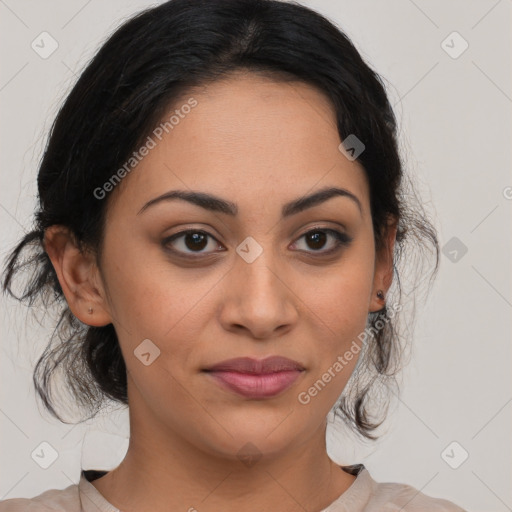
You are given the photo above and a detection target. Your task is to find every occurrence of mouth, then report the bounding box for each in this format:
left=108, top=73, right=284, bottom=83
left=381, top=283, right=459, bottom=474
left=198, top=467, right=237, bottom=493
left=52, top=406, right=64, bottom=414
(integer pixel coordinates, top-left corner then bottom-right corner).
left=202, top=356, right=305, bottom=399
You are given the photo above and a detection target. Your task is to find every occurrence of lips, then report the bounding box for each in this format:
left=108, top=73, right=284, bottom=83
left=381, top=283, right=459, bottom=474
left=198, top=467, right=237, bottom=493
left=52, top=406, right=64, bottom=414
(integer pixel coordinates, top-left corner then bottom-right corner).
left=203, top=356, right=305, bottom=399
left=204, top=356, right=305, bottom=374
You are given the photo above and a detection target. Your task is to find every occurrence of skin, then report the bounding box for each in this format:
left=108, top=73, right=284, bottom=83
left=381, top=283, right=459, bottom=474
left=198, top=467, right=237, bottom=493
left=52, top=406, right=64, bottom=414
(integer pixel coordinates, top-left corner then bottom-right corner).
left=44, top=71, right=396, bottom=512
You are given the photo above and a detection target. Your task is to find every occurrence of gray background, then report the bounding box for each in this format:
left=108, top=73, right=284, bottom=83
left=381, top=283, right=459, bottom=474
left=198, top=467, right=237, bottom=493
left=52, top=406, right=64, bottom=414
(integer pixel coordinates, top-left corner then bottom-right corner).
left=1, top=1, right=511, bottom=510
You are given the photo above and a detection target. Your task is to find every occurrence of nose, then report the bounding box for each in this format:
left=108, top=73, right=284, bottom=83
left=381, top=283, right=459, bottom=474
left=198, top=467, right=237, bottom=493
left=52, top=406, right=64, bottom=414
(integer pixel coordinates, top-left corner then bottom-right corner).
left=218, top=251, right=299, bottom=340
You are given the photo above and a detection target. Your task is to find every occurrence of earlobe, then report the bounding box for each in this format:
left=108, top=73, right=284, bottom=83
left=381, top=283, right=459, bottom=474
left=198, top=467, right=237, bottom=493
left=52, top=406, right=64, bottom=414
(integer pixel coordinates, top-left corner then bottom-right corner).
left=370, top=288, right=386, bottom=313
left=43, top=225, right=112, bottom=327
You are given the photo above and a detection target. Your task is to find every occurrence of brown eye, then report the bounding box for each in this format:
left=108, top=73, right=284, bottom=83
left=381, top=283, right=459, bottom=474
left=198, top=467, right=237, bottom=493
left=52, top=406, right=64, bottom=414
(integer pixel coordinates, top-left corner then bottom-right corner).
left=293, top=229, right=352, bottom=255
left=162, top=230, right=222, bottom=256
left=183, top=232, right=208, bottom=251
left=162, top=227, right=352, bottom=260
left=305, top=231, right=328, bottom=250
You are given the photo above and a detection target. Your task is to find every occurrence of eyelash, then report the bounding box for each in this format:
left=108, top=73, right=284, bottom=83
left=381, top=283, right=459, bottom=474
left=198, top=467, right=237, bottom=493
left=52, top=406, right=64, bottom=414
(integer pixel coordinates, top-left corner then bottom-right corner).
left=162, top=227, right=353, bottom=259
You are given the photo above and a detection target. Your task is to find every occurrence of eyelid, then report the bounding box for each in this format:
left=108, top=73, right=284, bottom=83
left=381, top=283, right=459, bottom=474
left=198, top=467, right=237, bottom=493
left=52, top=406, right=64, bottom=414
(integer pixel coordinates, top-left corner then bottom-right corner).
left=162, top=229, right=224, bottom=257
left=290, top=227, right=352, bottom=254
left=162, top=226, right=352, bottom=257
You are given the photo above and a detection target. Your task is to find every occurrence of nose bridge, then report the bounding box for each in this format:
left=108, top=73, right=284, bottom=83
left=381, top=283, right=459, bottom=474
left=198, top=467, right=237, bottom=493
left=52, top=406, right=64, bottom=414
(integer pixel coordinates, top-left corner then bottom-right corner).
left=236, top=237, right=285, bottom=308
left=220, top=235, right=298, bottom=337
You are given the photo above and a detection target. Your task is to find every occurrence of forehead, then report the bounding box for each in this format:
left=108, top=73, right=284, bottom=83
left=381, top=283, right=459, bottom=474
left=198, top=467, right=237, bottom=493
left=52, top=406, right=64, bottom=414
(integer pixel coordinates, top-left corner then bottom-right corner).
left=110, top=72, right=369, bottom=217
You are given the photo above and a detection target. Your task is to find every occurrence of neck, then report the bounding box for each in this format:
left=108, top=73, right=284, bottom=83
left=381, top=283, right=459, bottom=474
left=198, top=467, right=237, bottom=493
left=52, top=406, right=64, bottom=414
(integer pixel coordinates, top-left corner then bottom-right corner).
left=90, top=379, right=357, bottom=512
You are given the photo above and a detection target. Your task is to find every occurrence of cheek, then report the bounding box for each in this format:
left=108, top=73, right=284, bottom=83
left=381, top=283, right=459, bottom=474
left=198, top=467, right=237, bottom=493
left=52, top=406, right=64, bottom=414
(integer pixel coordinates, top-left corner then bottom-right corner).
left=307, top=280, right=368, bottom=370
left=306, top=254, right=374, bottom=335
left=298, top=250, right=373, bottom=397
left=100, top=236, right=223, bottom=367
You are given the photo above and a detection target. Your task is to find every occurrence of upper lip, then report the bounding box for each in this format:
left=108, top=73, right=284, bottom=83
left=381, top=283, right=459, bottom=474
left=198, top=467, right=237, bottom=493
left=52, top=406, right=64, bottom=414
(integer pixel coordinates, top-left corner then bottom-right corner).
left=204, top=356, right=305, bottom=374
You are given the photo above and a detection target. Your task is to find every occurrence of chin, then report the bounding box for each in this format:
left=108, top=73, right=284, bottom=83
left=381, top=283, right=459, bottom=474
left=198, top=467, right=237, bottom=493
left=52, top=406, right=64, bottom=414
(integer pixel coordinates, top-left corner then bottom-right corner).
left=194, top=409, right=305, bottom=462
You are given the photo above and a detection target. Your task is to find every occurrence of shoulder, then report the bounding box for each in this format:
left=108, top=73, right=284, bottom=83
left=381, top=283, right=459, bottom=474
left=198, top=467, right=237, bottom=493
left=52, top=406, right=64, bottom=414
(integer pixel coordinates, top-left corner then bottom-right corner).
left=0, top=483, right=80, bottom=512
left=367, top=477, right=467, bottom=511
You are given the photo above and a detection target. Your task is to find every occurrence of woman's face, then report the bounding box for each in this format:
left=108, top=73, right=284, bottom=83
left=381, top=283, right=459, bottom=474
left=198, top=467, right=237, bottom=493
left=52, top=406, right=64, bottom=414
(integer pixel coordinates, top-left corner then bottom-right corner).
left=89, top=72, right=390, bottom=459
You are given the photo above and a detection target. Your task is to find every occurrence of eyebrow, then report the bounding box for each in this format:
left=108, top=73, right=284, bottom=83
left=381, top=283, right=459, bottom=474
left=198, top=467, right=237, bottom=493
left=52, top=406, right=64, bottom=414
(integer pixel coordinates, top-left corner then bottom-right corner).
left=137, top=185, right=362, bottom=218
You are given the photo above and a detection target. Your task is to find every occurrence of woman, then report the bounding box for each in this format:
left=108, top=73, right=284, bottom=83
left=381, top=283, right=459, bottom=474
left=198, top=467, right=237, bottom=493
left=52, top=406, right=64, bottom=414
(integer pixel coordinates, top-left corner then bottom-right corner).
left=0, top=0, right=466, bottom=510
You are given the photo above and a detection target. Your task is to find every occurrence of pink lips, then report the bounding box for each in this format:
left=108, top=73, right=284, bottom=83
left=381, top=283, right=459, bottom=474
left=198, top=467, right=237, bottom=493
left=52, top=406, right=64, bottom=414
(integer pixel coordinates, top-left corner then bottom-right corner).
left=203, top=356, right=305, bottom=399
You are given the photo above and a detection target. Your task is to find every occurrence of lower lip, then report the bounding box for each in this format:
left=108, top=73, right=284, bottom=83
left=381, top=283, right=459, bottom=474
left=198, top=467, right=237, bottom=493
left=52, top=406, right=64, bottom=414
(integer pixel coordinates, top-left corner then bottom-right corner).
left=205, top=370, right=303, bottom=398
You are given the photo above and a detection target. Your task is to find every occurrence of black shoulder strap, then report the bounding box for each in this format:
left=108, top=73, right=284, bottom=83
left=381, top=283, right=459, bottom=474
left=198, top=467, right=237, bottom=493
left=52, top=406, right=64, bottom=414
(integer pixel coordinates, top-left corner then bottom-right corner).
left=83, top=469, right=109, bottom=483
left=340, top=463, right=366, bottom=476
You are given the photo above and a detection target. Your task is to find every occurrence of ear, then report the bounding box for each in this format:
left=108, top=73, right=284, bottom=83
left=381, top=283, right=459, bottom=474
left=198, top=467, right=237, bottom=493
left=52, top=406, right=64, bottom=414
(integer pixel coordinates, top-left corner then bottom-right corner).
left=369, top=216, right=398, bottom=313
left=43, top=225, right=112, bottom=327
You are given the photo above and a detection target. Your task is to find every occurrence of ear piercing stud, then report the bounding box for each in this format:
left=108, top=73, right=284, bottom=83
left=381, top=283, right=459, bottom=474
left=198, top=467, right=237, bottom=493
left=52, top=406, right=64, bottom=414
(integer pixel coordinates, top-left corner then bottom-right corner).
left=376, top=290, right=385, bottom=301
left=88, top=307, right=94, bottom=314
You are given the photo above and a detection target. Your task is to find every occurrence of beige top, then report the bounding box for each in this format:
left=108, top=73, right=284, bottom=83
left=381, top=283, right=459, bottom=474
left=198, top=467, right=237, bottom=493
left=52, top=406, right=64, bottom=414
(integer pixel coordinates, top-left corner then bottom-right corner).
left=0, top=464, right=467, bottom=511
